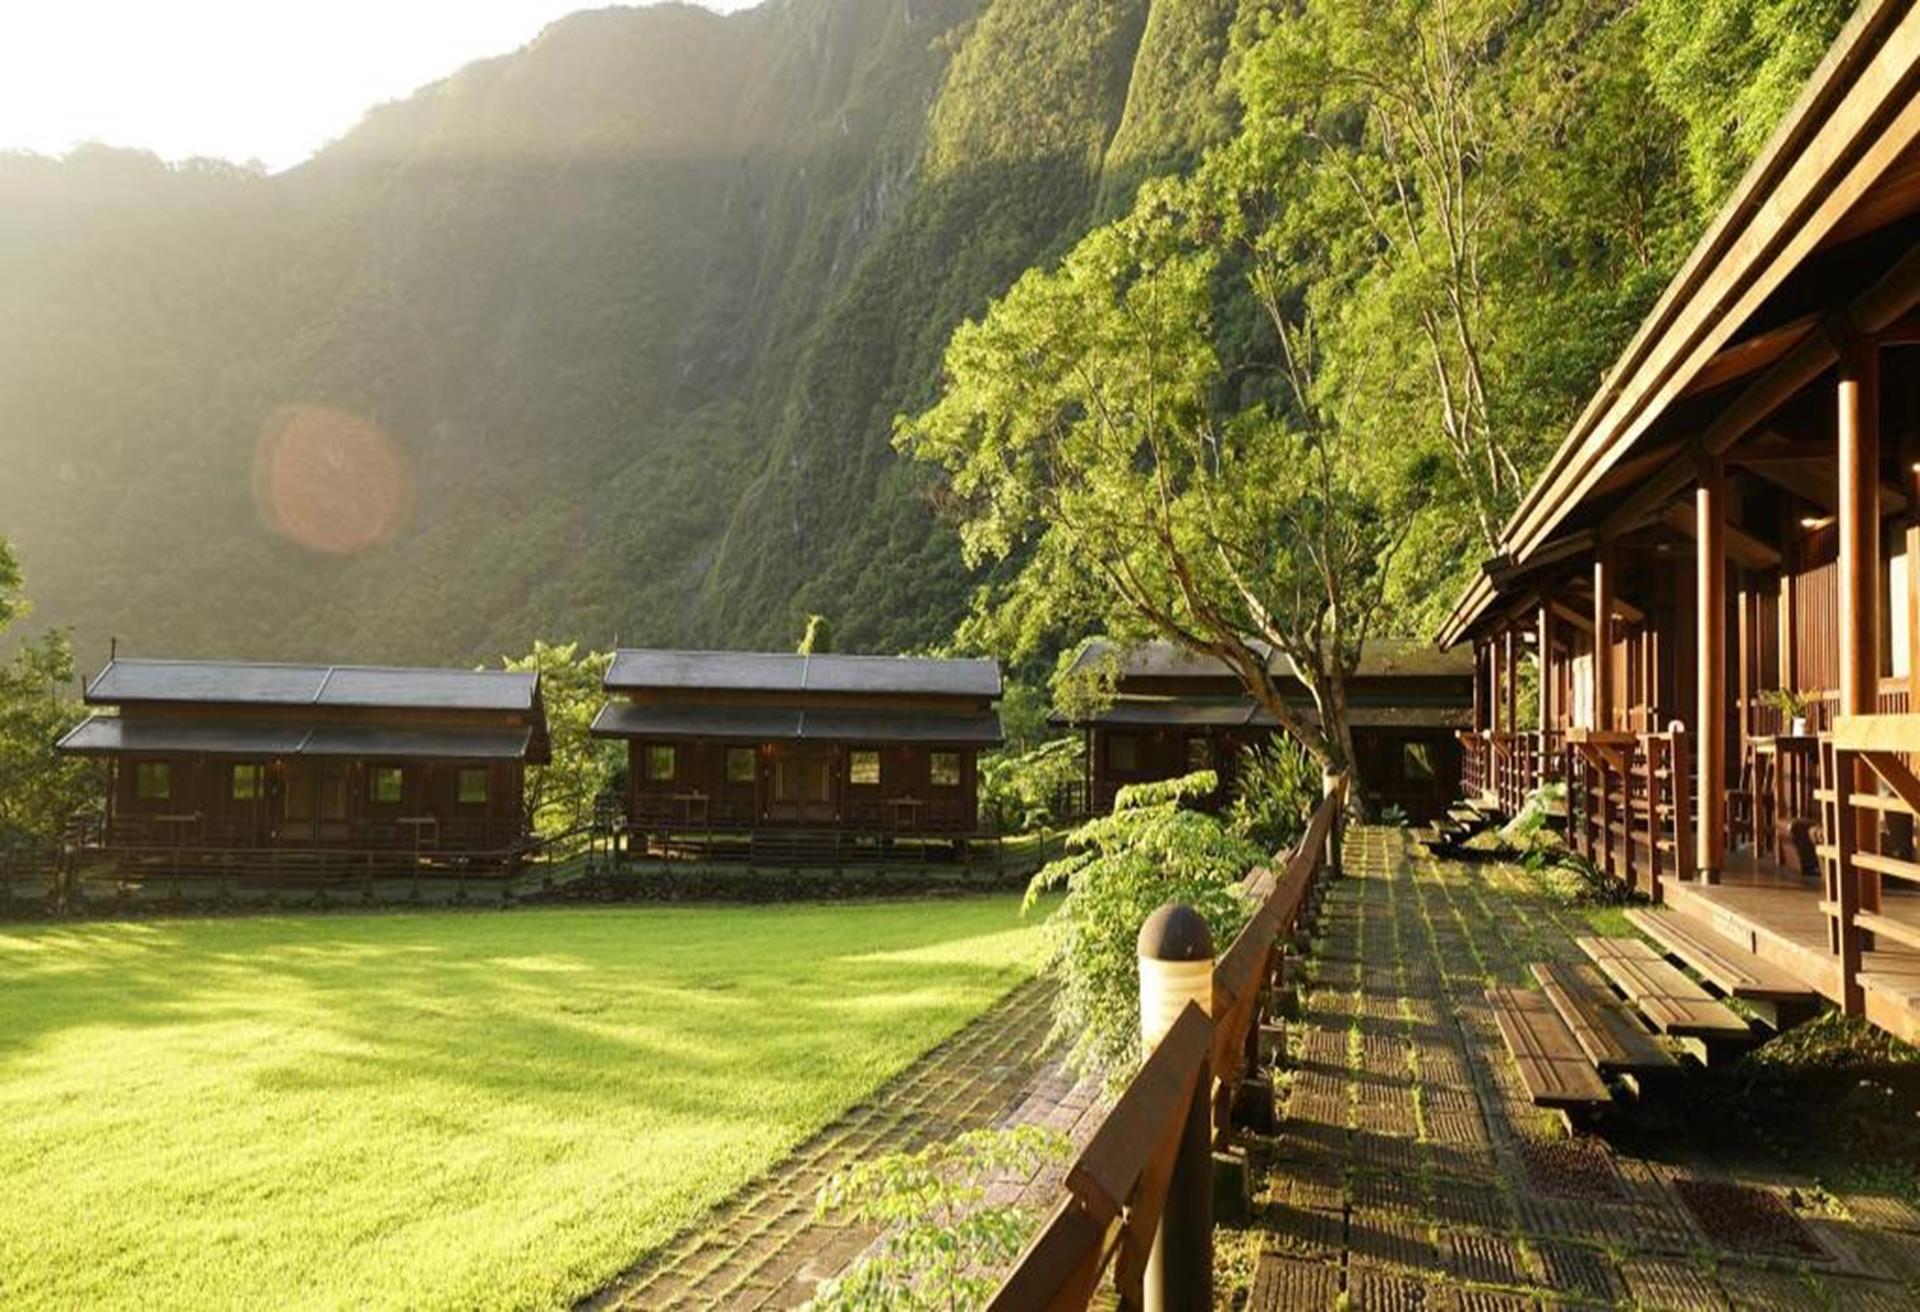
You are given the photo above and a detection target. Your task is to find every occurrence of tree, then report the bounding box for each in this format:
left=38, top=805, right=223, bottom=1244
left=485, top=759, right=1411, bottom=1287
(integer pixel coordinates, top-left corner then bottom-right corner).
left=796, top=614, right=835, bottom=655
left=900, top=172, right=1431, bottom=801
left=0, top=539, right=89, bottom=842
left=501, top=641, right=618, bottom=837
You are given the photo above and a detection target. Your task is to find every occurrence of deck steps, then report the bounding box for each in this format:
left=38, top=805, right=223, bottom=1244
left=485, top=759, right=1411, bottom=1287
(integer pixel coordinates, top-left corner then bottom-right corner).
left=1576, top=937, right=1753, bottom=1041
left=1857, top=909, right=1920, bottom=954
left=1484, top=984, right=1612, bottom=1108
left=1623, top=909, right=1816, bottom=1002
left=1529, top=962, right=1677, bottom=1074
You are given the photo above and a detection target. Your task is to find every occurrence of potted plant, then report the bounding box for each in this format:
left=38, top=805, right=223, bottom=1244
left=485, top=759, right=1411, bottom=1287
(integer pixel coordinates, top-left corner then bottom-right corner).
left=1762, top=687, right=1814, bottom=737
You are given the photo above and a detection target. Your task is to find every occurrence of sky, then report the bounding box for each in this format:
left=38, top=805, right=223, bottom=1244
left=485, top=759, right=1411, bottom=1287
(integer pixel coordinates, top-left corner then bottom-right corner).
left=0, top=1, right=762, bottom=172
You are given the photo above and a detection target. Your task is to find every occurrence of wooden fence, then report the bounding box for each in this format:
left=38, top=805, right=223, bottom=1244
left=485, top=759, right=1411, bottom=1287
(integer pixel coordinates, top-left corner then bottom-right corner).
left=987, top=781, right=1345, bottom=1310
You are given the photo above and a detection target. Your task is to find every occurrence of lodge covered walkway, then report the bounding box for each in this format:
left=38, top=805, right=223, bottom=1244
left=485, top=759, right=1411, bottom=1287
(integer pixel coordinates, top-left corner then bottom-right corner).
left=1241, top=827, right=1920, bottom=1310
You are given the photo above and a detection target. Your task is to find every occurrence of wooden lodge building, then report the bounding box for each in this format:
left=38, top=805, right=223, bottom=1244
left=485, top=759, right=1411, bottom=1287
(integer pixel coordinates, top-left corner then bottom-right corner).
left=57, top=658, right=551, bottom=875
left=1058, top=639, right=1473, bottom=823
left=1439, top=0, right=1920, bottom=1043
left=591, top=649, right=1002, bottom=861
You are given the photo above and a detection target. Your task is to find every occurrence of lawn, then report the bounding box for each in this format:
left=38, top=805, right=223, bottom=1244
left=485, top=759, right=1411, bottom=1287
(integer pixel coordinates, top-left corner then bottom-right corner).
left=0, top=897, right=1046, bottom=1310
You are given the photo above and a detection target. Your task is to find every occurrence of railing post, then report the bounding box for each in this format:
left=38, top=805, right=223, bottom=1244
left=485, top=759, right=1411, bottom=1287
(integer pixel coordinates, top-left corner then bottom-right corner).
left=1138, top=904, right=1214, bottom=1312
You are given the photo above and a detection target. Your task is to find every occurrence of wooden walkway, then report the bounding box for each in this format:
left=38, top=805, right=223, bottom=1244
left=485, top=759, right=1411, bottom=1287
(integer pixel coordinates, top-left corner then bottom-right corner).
left=1239, top=827, right=1920, bottom=1310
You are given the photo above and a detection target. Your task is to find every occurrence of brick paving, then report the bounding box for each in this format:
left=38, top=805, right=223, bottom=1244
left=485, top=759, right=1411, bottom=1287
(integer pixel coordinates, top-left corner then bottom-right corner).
left=1242, top=825, right=1920, bottom=1310
left=585, top=976, right=1098, bottom=1311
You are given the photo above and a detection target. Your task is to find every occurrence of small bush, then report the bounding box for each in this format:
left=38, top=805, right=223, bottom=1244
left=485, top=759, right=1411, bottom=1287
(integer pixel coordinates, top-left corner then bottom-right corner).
left=1226, top=738, right=1320, bottom=853
left=806, top=1126, right=1072, bottom=1311
left=979, top=737, right=1084, bottom=834
left=1028, top=770, right=1262, bottom=1084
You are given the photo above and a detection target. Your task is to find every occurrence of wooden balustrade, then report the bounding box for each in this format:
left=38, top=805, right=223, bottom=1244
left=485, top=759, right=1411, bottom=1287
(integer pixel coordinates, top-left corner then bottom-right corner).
left=987, top=783, right=1345, bottom=1310
left=1565, top=729, right=1692, bottom=899
left=1821, top=715, right=1920, bottom=1020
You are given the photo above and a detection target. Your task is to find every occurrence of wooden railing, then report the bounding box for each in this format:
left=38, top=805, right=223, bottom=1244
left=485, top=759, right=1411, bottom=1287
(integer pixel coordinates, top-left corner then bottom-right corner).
left=1565, top=729, right=1691, bottom=899
left=1458, top=730, right=1488, bottom=799
left=987, top=782, right=1345, bottom=1309
left=1821, top=716, right=1920, bottom=1020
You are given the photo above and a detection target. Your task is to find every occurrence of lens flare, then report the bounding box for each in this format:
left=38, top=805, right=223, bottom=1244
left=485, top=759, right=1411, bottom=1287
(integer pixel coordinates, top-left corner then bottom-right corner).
left=252, top=405, right=414, bottom=555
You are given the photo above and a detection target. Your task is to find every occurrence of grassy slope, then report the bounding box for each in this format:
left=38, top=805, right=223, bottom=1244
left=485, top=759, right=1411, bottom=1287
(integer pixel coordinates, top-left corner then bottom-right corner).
left=0, top=898, right=1043, bottom=1311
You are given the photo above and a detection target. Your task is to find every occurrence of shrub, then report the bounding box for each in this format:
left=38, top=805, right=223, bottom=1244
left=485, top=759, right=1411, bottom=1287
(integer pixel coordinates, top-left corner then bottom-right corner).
left=806, top=1126, right=1071, bottom=1312
left=1226, top=738, right=1320, bottom=853
left=979, top=736, right=1084, bottom=833
left=1027, top=770, right=1262, bottom=1084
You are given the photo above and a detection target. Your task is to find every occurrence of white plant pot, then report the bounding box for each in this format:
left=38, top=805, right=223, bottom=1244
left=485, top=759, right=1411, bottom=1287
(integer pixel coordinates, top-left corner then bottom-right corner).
left=1789, top=716, right=1808, bottom=737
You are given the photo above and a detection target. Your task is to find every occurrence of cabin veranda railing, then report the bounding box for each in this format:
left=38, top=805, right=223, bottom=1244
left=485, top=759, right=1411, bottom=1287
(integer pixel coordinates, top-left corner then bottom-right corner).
left=1565, top=728, right=1691, bottom=899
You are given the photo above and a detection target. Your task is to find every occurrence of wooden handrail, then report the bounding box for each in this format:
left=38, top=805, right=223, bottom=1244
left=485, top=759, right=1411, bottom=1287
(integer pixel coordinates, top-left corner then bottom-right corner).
left=987, top=781, right=1345, bottom=1309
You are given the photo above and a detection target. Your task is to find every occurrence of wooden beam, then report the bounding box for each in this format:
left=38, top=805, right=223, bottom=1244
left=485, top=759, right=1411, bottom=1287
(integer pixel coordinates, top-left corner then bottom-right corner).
left=1657, top=502, right=1782, bottom=570
left=1696, top=454, right=1727, bottom=879
left=1550, top=600, right=1594, bottom=634
left=1539, top=604, right=1554, bottom=735
left=1834, top=713, right=1920, bottom=753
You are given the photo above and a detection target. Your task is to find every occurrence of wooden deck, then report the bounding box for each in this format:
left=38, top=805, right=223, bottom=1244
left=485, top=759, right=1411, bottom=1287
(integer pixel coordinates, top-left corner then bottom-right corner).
left=1576, top=937, right=1753, bottom=1041
left=1662, top=876, right=1920, bottom=1044
left=1529, top=961, right=1677, bottom=1074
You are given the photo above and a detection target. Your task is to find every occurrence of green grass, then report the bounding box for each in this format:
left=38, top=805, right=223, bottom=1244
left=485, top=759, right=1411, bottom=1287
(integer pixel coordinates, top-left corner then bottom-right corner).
left=0, top=898, right=1046, bottom=1311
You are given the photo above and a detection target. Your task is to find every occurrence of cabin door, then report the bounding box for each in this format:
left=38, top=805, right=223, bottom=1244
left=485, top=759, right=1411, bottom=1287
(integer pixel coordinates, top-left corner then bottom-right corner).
left=769, top=750, right=836, bottom=825
left=280, top=762, right=351, bottom=844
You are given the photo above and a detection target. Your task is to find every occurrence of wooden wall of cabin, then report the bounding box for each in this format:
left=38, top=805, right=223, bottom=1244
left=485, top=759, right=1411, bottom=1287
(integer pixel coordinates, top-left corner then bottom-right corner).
left=624, top=739, right=981, bottom=833
left=106, top=756, right=524, bottom=850
left=1089, top=725, right=1260, bottom=811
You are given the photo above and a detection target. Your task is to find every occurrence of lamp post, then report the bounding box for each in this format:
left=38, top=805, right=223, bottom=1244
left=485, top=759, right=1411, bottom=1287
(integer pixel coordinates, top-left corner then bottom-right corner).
left=1138, top=902, right=1213, bottom=1312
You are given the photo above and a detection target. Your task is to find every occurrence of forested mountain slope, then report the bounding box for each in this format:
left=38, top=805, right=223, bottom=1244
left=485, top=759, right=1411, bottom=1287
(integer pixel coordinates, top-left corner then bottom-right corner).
left=0, top=0, right=1237, bottom=667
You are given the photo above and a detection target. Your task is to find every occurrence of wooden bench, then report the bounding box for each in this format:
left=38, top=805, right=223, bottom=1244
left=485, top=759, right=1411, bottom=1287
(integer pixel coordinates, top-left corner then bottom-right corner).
left=1623, top=908, right=1815, bottom=1001
left=1530, top=961, right=1677, bottom=1074
left=1485, top=985, right=1611, bottom=1108
left=1576, top=937, right=1752, bottom=1041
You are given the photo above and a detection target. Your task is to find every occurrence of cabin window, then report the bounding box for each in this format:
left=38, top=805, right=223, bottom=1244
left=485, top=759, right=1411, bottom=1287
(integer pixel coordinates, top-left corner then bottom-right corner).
left=850, top=750, right=881, bottom=786
left=1185, top=735, right=1214, bottom=772
left=369, top=766, right=404, bottom=805
left=1402, top=741, right=1436, bottom=784
left=135, top=762, right=172, bottom=801
left=1107, top=734, right=1140, bottom=772
left=644, top=744, right=676, bottom=783
left=458, top=768, right=490, bottom=804
left=231, top=764, right=266, bottom=802
left=726, top=747, right=756, bottom=785
left=930, top=751, right=962, bottom=788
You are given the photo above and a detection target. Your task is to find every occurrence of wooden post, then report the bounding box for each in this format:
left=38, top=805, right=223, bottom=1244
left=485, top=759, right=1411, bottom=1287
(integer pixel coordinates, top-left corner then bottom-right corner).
left=1837, top=327, right=1882, bottom=927
left=1502, top=627, right=1518, bottom=743
left=1594, top=550, right=1615, bottom=732
left=1697, top=454, right=1727, bottom=882
left=1138, top=904, right=1214, bottom=1312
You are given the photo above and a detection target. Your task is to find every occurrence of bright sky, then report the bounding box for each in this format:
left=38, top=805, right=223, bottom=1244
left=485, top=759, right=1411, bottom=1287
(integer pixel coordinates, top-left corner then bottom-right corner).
left=0, top=1, right=762, bottom=173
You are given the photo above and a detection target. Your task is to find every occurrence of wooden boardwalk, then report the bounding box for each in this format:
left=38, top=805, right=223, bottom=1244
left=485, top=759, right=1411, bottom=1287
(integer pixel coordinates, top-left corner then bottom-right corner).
left=1239, top=827, right=1920, bottom=1310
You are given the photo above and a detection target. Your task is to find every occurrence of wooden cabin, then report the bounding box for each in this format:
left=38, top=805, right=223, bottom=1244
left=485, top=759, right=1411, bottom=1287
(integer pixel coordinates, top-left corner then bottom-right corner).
left=1439, top=0, right=1920, bottom=1043
left=1058, top=639, right=1472, bottom=822
left=58, top=658, right=549, bottom=873
left=592, top=649, right=1003, bottom=859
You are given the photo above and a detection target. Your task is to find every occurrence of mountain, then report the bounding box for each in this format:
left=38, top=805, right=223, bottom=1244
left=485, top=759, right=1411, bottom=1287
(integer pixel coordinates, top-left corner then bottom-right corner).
left=0, top=0, right=1242, bottom=670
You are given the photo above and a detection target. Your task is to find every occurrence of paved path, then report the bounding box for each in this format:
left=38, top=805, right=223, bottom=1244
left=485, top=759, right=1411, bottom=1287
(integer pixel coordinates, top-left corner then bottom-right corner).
left=1243, top=826, right=1920, bottom=1310
left=585, top=977, right=1091, bottom=1311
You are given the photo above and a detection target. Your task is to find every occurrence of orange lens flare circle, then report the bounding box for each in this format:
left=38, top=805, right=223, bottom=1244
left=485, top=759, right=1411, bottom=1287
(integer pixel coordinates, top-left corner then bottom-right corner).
left=252, top=405, right=415, bottom=555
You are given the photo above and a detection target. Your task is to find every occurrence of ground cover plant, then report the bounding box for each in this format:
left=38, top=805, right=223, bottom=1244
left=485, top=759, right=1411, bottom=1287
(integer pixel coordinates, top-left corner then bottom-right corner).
left=0, top=898, right=1045, bottom=1311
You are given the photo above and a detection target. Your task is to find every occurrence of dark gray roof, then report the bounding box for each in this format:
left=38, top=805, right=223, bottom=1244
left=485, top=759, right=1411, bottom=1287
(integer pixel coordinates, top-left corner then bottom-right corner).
left=58, top=716, right=534, bottom=760
left=1068, top=638, right=1473, bottom=682
left=1055, top=698, right=1469, bottom=731
left=604, top=649, right=1000, bottom=698
left=591, top=702, right=1002, bottom=745
left=86, top=659, right=539, bottom=711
